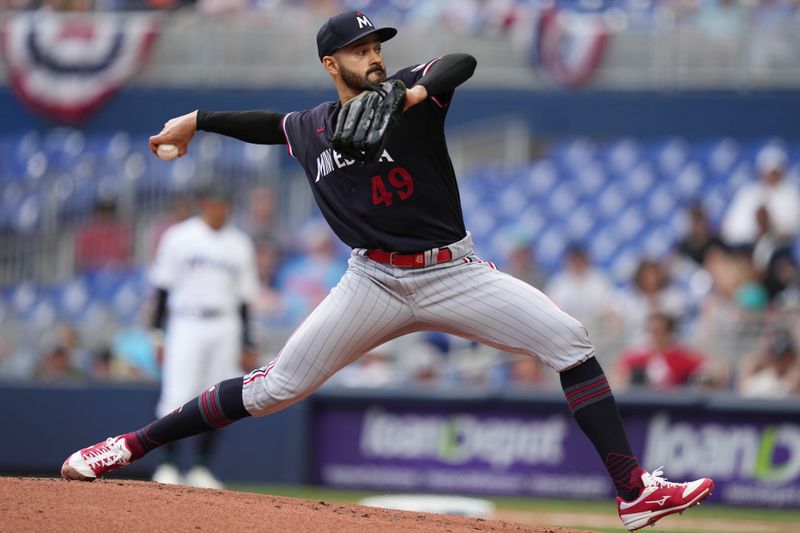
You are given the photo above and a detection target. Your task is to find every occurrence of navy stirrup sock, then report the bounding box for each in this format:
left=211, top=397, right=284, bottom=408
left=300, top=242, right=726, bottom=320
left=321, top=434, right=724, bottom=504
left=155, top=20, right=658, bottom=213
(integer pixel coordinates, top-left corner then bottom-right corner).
left=124, top=377, right=249, bottom=460
left=560, top=357, right=644, bottom=501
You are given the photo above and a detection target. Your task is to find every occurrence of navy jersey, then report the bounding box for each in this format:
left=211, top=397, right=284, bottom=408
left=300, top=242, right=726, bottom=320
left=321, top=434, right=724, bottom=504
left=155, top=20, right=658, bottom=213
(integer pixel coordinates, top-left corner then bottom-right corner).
left=282, top=59, right=466, bottom=253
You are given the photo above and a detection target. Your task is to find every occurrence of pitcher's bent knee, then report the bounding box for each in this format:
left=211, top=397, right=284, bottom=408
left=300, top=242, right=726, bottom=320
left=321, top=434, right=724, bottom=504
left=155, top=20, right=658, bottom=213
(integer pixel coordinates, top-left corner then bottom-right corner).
left=241, top=371, right=316, bottom=417
left=536, top=314, right=597, bottom=372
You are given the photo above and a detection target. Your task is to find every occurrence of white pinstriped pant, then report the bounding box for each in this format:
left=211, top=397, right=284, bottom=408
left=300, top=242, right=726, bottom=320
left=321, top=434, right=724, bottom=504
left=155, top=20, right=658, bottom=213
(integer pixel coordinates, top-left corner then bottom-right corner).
left=242, top=233, right=595, bottom=416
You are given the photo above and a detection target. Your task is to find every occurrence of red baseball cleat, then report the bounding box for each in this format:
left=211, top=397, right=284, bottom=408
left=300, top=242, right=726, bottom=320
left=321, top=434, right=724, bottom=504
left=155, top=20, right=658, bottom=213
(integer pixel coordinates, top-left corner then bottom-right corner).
left=617, top=468, right=714, bottom=531
left=61, top=436, right=132, bottom=481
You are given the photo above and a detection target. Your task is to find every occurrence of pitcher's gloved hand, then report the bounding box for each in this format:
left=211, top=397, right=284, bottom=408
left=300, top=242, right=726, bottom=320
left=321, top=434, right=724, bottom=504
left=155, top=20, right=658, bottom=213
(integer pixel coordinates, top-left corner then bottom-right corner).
left=331, top=79, right=407, bottom=162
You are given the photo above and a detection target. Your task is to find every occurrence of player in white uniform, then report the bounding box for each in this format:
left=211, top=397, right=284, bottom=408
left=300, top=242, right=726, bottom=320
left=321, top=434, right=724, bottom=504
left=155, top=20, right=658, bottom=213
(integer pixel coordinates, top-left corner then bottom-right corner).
left=148, top=183, right=259, bottom=488
left=62, top=12, right=714, bottom=531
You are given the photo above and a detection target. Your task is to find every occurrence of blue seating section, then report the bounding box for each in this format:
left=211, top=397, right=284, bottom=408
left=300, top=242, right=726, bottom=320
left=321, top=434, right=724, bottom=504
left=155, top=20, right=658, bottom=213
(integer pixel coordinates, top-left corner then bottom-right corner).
left=0, top=130, right=274, bottom=234
left=2, top=269, right=149, bottom=330
left=460, top=136, right=800, bottom=280
left=2, top=132, right=799, bottom=331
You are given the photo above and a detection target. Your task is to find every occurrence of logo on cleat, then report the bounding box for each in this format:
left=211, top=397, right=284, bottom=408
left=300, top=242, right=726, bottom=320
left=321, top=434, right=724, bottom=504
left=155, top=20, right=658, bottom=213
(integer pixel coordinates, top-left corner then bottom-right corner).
left=645, top=495, right=671, bottom=507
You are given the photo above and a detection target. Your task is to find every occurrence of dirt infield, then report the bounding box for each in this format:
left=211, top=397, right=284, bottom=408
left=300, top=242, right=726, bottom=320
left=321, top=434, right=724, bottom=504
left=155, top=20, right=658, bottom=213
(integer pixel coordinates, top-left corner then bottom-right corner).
left=0, top=477, right=592, bottom=533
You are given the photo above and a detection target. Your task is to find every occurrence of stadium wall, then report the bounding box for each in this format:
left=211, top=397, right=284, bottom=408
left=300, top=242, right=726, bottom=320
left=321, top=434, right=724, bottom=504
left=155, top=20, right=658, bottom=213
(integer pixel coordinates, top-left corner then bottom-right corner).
left=312, top=390, right=800, bottom=509
left=3, top=383, right=799, bottom=508
left=3, top=88, right=800, bottom=139
left=0, top=383, right=311, bottom=484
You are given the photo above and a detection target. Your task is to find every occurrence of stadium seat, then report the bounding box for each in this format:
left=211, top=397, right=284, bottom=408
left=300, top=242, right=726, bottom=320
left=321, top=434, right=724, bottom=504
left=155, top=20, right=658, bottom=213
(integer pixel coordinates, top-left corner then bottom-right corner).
left=652, top=137, right=691, bottom=178
left=111, top=278, right=144, bottom=324
left=565, top=204, right=596, bottom=241
left=574, top=163, right=607, bottom=198
left=604, top=138, right=642, bottom=176
left=645, top=184, right=678, bottom=221
left=596, top=183, right=629, bottom=221
left=42, top=129, right=86, bottom=169
left=625, top=161, right=657, bottom=199
left=548, top=182, right=579, bottom=218
left=523, top=160, right=559, bottom=197
left=13, top=192, right=43, bottom=233
left=3, top=130, right=799, bottom=325
left=55, top=279, right=92, bottom=321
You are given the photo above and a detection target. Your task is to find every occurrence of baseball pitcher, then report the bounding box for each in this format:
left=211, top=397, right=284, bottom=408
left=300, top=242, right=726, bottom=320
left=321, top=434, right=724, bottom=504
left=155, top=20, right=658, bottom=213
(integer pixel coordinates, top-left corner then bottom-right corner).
left=61, top=11, right=714, bottom=531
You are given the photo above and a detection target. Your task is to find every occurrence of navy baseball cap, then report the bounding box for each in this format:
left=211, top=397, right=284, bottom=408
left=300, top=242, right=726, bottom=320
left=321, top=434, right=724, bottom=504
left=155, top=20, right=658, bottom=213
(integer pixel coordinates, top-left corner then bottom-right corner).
left=316, top=11, right=397, bottom=61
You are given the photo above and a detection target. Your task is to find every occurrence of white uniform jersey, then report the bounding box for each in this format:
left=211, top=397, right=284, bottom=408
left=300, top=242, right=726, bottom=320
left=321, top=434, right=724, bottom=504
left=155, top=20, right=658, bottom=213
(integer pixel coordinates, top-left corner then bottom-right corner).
left=151, top=215, right=259, bottom=418
left=150, top=216, right=259, bottom=315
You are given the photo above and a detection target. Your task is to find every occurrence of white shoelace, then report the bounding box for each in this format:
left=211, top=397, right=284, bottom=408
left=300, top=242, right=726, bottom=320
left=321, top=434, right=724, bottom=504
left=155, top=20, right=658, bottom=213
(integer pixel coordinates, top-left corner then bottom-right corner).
left=84, top=438, right=125, bottom=468
left=644, top=467, right=682, bottom=489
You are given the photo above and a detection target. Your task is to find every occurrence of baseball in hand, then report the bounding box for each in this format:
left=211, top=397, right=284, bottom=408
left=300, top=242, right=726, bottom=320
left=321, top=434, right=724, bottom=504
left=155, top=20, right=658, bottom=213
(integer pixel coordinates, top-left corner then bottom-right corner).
left=157, top=144, right=179, bottom=161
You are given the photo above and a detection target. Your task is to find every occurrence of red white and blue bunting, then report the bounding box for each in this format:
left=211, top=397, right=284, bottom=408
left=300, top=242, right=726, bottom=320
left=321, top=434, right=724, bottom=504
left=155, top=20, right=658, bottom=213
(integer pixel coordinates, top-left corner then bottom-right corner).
left=1, top=13, right=158, bottom=123
left=535, top=7, right=610, bottom=89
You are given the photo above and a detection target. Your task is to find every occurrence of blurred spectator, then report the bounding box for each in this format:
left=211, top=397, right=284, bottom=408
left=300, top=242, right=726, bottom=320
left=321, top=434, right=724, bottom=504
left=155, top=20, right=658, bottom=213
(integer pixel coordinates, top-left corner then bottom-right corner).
left=42, top=0, right=93, bottom=10
left=195, top=0, right=242, bottom=13
left=74, top=198, right=133, bottom=273
left=662, top=0, right=703, bottom=24
left=721, top=145, right=800, bottom=248
left=449, top=347, right=505, bottom=388
left=238, top=185, right=278, bottom=242
left=0, top=340, right=12, bottom=378
left=276, top=219, right=347, bottom=324
left=729, top=247, right=770, bottom=311
left=1, top=0, right=34, bottom=8
left=751, top=205, right=798, bottom=300
left=36, top=343, right=85, bottom=381
left=545, top=243, right=614, bottom=337
left=613, top=258, right=689, bottom=346
left=327, top=348, right=397, bottom=389
left=322, top=334, right=443, bottom=390
left=749, top=0, right=797, bottom=78
left=251, top=236, right=287, bottom=324
left=110, top=327, right=160, bottom=381
left=400, top=332, right=493, bottom=387
left=675, top=201, right=725, bottom=266
left=406, top=348, right=444, bottom=388
left=0, top=338, right=38, bottom=380
left=58, top=323, right=91, bottom=368
left=613, top=312, right=710, bottom=390
left=505, top=240, right=547, bottom=289
left=691, top=0, right=748, bottom=41
left=37, top=323, right=92, bottom=377
left=739, top=329, right=800, bottom=398
left=89, top=348, right=114, bottom=381
left=771, top=256, right=800, bottom=316
left=693, top=246, right=768, bottom=362
left=506, top=355, right=554, bottom=389
left=390, top=333, right=448, bottom=388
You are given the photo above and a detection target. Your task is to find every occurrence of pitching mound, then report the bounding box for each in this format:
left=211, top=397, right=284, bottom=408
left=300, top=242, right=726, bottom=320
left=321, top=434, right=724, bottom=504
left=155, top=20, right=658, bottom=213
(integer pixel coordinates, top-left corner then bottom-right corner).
left=0, top=477, right=592, bottom=533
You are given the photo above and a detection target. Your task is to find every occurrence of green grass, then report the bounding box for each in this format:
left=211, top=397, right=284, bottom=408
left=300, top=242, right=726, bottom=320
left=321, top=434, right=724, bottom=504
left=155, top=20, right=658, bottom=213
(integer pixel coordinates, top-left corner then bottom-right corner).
left=229, top=484, right=800, bottom=533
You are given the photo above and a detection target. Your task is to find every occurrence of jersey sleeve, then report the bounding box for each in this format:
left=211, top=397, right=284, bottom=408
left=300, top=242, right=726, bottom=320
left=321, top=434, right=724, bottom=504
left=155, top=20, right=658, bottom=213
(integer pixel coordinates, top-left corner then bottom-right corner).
left=281, top=109, right=313, bottom=161
left=149, top=227, right=179, bottom=289
left=393, top=59, right=453, bottom=109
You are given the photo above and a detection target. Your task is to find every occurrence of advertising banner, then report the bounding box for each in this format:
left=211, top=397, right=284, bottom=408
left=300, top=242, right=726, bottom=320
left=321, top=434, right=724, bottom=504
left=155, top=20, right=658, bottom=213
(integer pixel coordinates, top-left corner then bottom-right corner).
left=313, top=402, right=800, bottom=508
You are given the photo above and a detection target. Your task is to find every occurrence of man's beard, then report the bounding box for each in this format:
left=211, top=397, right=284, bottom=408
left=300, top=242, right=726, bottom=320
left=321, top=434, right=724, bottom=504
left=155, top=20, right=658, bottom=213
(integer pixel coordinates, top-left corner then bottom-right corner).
left=340, top=64, right=386, bottom=92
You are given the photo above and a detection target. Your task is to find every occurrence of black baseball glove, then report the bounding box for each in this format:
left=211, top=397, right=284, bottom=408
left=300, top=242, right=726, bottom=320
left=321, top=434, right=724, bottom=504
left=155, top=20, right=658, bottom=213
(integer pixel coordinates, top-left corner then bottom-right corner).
left=331, top=79, right=406, bottom=162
